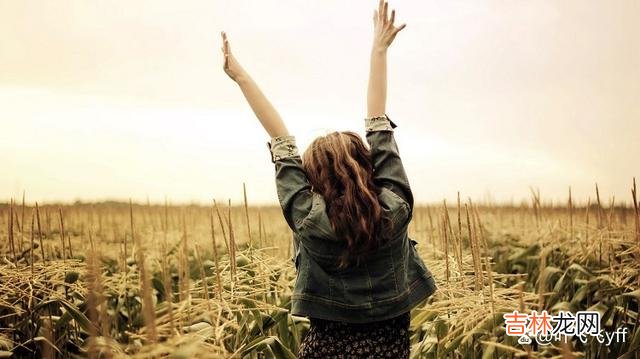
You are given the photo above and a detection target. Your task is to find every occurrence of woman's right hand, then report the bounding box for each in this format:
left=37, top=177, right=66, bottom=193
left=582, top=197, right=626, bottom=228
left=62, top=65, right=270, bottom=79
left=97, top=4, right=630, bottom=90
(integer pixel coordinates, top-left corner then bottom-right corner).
left=221, top=31, right=247, bottom=83
left=371, top=0, right=406, bottom=51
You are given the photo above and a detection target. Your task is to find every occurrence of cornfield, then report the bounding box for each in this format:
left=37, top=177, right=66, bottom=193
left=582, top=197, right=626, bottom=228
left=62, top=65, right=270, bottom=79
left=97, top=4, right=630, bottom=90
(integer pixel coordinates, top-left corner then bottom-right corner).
left=1, top=181, right=639, bottom=358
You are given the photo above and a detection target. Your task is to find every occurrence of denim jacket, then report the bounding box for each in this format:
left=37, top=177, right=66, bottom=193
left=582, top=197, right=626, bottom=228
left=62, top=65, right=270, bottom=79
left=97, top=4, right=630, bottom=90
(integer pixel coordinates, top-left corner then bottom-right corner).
left=268, top=114, right=436, bottom=323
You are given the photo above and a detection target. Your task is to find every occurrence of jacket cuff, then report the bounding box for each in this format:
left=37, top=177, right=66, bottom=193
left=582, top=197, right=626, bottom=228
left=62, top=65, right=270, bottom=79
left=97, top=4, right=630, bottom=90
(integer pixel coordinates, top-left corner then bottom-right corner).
left=267, top=135, right=299, bottom=163
left=365, top=114, right=397, bottom=132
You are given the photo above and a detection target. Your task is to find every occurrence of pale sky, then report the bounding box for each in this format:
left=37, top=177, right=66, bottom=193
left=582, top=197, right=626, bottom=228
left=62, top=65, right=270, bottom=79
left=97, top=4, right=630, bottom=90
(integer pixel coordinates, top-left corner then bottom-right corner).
left=1, top=0, right=638, bottom=205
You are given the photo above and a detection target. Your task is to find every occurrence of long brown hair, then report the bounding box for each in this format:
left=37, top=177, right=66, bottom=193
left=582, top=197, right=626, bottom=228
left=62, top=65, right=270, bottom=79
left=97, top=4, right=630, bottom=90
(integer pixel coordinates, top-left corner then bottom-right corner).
left=302, top=131, right=392, bottom=268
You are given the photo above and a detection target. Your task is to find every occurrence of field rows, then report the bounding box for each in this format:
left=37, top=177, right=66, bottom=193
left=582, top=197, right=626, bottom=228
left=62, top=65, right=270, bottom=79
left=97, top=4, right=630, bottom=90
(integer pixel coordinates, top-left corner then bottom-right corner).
left=1, top=186, right=639, bottom=358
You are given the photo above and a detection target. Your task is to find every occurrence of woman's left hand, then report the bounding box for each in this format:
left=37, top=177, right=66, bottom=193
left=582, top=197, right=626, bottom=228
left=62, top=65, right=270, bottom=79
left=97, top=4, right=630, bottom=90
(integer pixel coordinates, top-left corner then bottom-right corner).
left=221, top=31, right=247, bottom=83
left=372, top=0, right=406, bottom=51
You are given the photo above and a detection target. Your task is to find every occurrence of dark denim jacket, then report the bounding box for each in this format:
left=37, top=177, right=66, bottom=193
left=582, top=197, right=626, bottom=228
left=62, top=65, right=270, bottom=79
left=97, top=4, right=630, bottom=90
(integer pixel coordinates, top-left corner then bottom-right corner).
left=268, top=114, right=436, bottom=323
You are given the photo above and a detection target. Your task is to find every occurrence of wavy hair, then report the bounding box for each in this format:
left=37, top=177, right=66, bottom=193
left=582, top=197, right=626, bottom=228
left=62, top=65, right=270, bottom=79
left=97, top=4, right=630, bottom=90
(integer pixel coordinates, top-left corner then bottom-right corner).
left=302, top=131, right=392, bottom=268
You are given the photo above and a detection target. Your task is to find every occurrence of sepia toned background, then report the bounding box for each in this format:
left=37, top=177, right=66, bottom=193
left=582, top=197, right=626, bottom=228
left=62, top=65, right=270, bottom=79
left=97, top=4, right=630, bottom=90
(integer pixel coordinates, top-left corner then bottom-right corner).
left=1, top=0, right=638, bottom=204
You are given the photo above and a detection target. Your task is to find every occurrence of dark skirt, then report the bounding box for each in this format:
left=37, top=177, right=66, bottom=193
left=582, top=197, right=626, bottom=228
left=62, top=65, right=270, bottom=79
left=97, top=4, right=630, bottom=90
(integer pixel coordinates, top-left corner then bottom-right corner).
left=297, top=312, right=411, bottom=359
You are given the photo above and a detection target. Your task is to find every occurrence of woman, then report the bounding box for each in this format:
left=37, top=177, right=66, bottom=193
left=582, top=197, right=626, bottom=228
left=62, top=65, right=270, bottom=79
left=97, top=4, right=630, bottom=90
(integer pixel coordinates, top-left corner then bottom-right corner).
left=221, top=1, right=436, bottom=357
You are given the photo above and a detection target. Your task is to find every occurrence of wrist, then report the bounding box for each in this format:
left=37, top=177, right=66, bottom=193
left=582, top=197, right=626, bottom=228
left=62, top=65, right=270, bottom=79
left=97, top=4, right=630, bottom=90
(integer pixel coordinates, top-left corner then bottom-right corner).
left=371, top=44, right=388, bottom=55
left=235, top=72, right=250, bottom=86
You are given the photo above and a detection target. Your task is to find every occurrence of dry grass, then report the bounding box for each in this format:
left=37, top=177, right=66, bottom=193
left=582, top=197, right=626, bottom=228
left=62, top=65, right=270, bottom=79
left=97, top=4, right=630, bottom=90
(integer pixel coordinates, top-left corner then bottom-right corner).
left=1, top=181, right=639, bottom=358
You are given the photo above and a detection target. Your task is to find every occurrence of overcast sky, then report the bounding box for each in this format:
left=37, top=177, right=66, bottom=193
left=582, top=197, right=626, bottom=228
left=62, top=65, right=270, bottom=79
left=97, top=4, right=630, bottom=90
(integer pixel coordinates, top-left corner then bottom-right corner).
left=1, top=0, right=638, bottom=205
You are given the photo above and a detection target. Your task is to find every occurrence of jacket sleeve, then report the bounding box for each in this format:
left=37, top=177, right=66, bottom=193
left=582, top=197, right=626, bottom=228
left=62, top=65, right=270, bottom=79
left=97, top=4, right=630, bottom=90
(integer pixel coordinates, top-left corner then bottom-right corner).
left=364, top=114, right=414, bottom=212
left=268, top=135, right=314, bottom=233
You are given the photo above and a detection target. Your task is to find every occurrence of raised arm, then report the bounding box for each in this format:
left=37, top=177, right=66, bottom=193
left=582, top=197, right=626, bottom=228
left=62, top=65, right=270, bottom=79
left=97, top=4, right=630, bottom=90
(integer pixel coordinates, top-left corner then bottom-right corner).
left=221, top=32, right=289, bottom=138
left=364, top=1, right=413, bottom=214
left=220, top=32, right=312, bottom=240
left=367, top=0, right=406, bottom=118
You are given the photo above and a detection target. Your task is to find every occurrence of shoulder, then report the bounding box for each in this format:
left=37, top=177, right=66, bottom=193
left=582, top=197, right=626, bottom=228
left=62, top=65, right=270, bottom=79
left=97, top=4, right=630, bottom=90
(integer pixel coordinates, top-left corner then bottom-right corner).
left=297, top=193, right=334, bottom=238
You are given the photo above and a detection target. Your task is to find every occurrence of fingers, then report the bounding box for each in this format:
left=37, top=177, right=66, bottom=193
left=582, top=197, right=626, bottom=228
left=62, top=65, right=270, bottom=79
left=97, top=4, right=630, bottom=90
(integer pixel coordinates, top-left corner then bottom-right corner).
left=221, top=31, right=230, bottom=55
left=388, top=23, right=406, bottom=43
left=382, top=1, right=388, bottom=24
left=371, top=1, right=406, bottom=46
left=221, top=31, right=229, bottom=70
left=221, top=46, right=228, bottom=69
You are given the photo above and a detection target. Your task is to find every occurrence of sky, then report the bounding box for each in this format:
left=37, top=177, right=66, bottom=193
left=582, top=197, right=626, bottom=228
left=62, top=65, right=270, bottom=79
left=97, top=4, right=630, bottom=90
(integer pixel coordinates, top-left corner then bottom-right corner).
left=1, top=0, right=638, bottom=205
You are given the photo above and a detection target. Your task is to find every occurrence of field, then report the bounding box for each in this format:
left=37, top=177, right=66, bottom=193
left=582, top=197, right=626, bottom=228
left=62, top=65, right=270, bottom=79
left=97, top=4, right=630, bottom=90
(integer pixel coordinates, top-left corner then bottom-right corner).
left=1, top=183, right=639, bottom=358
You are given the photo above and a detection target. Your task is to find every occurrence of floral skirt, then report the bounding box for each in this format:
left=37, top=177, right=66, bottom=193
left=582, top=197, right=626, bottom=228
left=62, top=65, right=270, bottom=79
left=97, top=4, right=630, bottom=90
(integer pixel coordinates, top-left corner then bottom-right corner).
left=297, top=312, right=411, bottom=359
